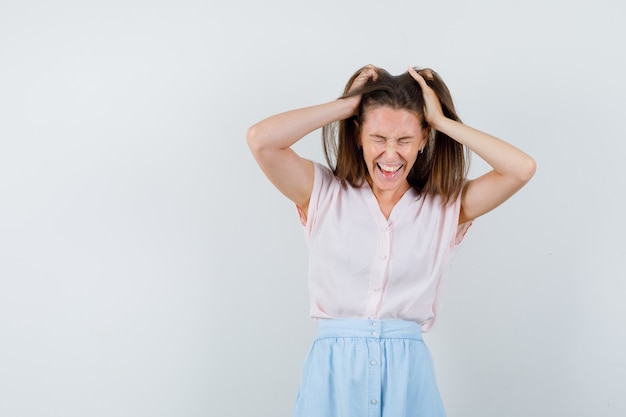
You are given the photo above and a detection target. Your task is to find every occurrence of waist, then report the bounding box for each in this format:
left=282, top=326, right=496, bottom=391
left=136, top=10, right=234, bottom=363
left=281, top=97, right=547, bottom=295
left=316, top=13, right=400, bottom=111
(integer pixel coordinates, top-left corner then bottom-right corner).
left=315, top=318, right=423, bottom=340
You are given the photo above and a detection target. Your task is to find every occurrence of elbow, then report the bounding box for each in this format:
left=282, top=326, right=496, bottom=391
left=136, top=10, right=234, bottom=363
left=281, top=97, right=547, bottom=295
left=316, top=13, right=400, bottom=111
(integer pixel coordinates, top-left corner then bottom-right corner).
left=246, top=123, right=264, bottom=154
left=519, top=155, right=537, bottom=184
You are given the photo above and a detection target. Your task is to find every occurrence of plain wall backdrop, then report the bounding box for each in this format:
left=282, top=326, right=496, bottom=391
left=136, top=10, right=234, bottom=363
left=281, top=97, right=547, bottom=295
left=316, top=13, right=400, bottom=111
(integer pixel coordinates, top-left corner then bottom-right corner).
left=1, top=1, right=625, bottom=416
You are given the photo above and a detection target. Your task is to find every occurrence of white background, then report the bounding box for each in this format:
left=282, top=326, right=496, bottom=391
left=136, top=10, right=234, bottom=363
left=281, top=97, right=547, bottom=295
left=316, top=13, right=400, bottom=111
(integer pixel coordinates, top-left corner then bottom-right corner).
left=1, top=1, right=625, bottom=416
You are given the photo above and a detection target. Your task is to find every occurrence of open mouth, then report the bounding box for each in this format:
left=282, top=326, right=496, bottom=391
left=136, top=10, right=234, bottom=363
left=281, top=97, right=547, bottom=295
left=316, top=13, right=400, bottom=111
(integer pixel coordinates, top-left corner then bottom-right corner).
left=377, top=163, right=403, bottom=174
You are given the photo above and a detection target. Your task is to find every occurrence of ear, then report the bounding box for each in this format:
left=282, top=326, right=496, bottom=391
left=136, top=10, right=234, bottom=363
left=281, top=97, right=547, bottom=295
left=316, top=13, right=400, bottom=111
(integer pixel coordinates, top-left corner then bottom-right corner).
left=422, top=126, right=431, bottom=145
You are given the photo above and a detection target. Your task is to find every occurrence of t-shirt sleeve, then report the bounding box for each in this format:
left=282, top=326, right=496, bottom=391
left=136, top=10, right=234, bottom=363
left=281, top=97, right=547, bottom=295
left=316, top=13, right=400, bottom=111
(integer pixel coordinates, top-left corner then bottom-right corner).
left=451, top=191, right=473, bottom=247
left=455, top=220, right=472, bottom=246
left=296, top=162, right=335, bottom=238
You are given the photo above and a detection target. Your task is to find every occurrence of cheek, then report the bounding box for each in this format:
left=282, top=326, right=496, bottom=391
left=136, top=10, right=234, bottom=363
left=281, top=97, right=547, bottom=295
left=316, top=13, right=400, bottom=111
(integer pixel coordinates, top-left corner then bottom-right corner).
left=361, top=145, right=378, bottom=161
left=404, top=147, right=421, bottom=165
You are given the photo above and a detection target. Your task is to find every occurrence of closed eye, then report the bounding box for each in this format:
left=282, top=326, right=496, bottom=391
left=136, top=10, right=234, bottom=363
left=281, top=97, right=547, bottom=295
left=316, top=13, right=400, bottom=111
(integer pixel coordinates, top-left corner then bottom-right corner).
left=370, top=136, right=386, bottom=144
left=368, top=135, right=415, bottom=145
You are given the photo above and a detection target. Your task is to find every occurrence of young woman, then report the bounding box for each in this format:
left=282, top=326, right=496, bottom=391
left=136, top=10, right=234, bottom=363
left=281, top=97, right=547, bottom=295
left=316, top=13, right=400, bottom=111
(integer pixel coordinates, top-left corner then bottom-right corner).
left=247, top=64, right=536, bottom=417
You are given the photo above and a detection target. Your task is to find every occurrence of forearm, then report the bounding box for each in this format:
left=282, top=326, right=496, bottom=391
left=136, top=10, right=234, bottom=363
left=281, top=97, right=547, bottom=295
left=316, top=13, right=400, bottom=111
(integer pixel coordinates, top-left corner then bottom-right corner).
left=247, top=98, right=356, bottom=153
left=434, top=118, right=536, bottom=182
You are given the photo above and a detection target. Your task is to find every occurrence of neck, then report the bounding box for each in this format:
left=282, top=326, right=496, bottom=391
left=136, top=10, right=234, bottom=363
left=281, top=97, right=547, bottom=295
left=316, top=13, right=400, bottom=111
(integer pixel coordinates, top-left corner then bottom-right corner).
left=368, top=179, right=411, bottom=218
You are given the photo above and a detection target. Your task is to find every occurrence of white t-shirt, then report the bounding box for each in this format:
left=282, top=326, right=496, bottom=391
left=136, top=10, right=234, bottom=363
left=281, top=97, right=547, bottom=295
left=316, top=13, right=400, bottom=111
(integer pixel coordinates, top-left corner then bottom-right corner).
left=299, top=162, right=472, bottom=332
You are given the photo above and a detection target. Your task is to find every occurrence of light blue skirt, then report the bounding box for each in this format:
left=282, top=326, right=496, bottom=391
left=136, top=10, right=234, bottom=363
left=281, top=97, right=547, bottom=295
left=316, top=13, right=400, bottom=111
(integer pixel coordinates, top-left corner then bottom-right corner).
left=293, top=319, right=446, bottom=417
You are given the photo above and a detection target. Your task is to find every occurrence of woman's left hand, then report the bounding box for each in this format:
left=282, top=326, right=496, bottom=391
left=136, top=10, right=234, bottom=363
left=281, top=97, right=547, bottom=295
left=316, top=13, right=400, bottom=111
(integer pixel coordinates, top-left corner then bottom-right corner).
left=408, top=66, right=446, bottom=129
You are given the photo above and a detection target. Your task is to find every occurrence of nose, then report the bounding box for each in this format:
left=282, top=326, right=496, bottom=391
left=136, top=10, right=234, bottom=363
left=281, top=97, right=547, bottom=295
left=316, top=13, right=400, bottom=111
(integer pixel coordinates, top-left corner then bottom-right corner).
left=384, top=140, right=397, bottom=156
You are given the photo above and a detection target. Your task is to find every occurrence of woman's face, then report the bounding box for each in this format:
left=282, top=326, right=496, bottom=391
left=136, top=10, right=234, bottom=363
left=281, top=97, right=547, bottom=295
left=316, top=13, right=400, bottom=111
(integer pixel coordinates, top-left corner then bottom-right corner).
left=359, top=106, right=427, bottom=197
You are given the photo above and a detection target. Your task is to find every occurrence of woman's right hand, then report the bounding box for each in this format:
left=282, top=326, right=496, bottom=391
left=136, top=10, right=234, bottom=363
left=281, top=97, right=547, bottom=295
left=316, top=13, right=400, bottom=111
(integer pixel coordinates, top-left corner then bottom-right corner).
left=343, top=64, right=378, bottom=115
left=348, top=64, right=378, bottom=93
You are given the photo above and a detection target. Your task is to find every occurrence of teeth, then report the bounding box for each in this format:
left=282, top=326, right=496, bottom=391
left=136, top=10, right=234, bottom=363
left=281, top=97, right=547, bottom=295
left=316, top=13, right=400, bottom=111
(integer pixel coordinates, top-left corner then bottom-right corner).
left=378, top=163, right=402, bottom=173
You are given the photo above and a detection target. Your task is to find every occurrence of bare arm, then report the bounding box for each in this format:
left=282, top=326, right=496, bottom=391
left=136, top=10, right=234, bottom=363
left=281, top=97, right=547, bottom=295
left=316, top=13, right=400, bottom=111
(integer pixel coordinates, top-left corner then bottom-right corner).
left=246, top=99, right=355, bottom=214
left=409, top=68, right=537, bottom=224
left=247, top=66, right=377, bottom=215
left=433, top=119, right=536, bottom=223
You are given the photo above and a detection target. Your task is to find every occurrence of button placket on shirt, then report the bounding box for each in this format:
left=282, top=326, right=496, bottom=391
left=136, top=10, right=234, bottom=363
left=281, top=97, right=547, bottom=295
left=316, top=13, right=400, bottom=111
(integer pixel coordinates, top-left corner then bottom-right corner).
left=365, top=224, right=391, bottom=319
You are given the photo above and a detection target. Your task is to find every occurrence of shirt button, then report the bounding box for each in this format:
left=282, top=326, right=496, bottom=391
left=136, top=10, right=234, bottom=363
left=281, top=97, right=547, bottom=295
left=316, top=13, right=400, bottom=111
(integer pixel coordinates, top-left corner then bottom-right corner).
left=381, top=226, right=388, bottom=232
left=371, top=399, right=378, bottom=405
left=379, top=254, right=387, bottom=260
left=371, top=360, right=378, bottom=366
left=371, top=321, right=378, bottom=327
left=372, top=331, right=379, bottom=337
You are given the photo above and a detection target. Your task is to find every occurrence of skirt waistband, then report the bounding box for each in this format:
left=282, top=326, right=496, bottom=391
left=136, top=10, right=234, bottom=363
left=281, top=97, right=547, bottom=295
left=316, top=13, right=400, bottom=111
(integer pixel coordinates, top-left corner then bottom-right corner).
left=315, top=318, right=423, bottom=341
